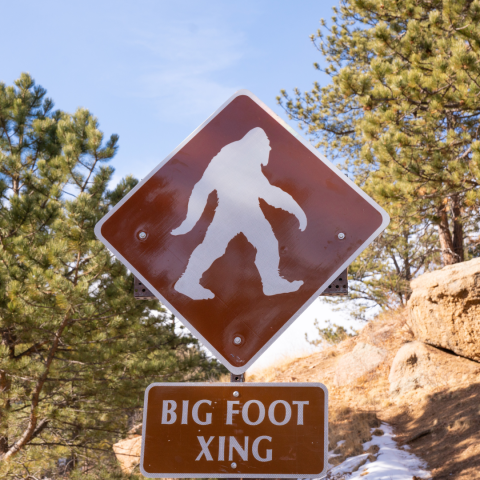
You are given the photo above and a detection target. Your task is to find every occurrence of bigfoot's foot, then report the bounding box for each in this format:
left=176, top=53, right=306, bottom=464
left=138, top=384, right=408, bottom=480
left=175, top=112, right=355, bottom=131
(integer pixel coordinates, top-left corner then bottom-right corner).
left=174, top=276, right=215, bottom=300
left=262, top=278, right=303, bottom=296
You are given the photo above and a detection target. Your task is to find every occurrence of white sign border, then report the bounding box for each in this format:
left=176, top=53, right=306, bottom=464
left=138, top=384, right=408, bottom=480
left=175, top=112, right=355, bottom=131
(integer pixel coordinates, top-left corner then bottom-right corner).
left=139, top=382, right=329, bottom=478
left=94, top=89, right=389, bottom=374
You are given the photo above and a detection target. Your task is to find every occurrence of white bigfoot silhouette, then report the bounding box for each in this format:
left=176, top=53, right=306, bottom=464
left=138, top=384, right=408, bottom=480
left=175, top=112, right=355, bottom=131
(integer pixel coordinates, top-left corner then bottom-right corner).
left=171, top=127, right=307, bottom=300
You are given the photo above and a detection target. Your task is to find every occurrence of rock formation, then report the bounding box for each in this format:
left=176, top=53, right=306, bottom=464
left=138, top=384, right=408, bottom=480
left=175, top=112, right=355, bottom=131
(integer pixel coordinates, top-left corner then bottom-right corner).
left=389, top=341, right=479, bottom=396
left=112, top=423, right=142, bottom=474
left=334, top=342, right=387, bottom=386
left=408, top=258, right=480, bottom=362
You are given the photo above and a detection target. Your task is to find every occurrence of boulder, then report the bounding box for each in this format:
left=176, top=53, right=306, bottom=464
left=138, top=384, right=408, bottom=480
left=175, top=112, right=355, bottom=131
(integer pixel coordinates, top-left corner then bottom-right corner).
left=408, top=258, right=480, bottom=362
left=113, top=427, right=142, bottom=474
left=389, top=341, right=479, bottom=396
left=334, top=342, right=387, bottom=386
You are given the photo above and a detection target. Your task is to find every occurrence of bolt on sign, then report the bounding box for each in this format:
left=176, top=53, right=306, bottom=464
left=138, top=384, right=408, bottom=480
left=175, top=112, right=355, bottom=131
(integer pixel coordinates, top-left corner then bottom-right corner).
left=140, top=383, right=328, bottom=478
left=95, top=90, right=389, bottom=373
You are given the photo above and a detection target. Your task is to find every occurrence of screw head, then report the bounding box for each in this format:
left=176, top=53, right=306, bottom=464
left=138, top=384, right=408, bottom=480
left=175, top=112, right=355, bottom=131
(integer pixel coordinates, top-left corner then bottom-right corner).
left=337, top=232, right=345, bottom=240
left=233, top=391, right=239, bottom=397
left=139, top=231, right=147, bottom=239
left=233, top=336, right=242, bottom=345
left=231, top=463, right=237, bottom=469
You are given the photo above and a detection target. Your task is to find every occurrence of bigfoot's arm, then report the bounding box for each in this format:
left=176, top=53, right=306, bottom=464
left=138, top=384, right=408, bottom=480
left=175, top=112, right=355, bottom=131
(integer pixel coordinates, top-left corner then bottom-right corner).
left=171, top=177, right=213, bottom=235
left=261, top=184, right=307, bottom=231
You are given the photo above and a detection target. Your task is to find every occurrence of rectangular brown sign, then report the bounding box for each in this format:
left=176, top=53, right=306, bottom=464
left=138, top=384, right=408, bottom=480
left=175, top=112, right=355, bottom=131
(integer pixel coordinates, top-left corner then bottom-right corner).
left=140, top=383, right=328, bottom=478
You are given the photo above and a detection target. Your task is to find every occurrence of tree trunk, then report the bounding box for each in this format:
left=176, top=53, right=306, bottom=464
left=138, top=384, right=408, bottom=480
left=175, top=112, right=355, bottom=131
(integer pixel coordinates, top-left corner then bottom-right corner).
left=451, top=195, right=464, bottom=263
left=0, top=330, right=13, bottom=455
left=0, top=369, right=10, bottom=455
left=2, top=312, right=71, bottom=461
left=437, top=205, right=458, bottom=265
left=403, top=230, right=413, bottom=302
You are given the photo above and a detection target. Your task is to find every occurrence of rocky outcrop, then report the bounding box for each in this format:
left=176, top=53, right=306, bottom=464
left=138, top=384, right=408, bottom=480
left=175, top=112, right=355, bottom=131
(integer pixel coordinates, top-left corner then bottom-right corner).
left=389, top=341, right=479, bottom=396
left=334, top=342, right=387, bottom=386
left=408, top=258, right=480, bottom=362
left=112, top=423, right=142, bottom=474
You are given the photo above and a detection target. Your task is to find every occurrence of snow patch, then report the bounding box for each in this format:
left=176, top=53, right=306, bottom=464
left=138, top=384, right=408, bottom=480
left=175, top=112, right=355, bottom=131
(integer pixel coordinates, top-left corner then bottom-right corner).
left=328, top=440, right=346, bottom=460
left=329, top=453, right=369, bottom=476
left=306, top=422, right=431, bottom=479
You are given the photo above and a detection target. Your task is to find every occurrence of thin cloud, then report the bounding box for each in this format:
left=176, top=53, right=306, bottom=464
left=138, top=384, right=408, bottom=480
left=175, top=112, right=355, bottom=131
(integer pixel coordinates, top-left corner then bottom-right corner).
left=127, top=19, right=244, bottom=122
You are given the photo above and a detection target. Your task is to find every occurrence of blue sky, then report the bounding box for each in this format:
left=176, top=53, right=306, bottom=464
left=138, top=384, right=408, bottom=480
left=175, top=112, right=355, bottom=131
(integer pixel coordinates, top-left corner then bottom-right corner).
left=2, top=0, right=361, bottom=368
left=2, top=0, right=337, bottom=183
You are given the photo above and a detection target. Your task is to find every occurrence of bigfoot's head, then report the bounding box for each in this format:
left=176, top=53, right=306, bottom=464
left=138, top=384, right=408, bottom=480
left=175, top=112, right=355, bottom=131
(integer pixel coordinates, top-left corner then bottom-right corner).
left=214, top=127, right=271, bottom=171
left=240, top=127, right=271, bottom=166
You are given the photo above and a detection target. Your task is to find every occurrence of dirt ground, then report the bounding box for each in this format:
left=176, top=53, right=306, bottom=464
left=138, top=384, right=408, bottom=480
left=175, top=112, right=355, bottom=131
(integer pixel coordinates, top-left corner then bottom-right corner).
left=245, top=308, right=480, bottom=479
left=382, top=383, right=480, bottom=479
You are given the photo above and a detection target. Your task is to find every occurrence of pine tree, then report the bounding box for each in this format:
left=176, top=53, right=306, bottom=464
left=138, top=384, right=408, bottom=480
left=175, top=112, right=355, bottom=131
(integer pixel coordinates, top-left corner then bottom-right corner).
left=305, top=319, right=356, bottom=346
left=0, top=74, right=226, bottom=478
left=280, top=0, right=480, bottom=268
left=326, top=223, right=440, bottom=320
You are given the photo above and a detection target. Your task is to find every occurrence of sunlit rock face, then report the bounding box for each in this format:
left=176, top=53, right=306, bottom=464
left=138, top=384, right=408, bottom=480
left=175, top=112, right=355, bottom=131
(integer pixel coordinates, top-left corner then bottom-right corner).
left=334, top=342, right=387, bottom=387
left=408, top=257, right=480, bottom=363
left=388, top=341, right=478, bottom=397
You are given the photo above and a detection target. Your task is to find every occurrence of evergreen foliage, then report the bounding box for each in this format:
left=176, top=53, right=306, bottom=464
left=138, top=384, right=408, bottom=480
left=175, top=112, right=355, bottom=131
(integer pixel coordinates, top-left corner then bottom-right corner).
left=327, top=222, right=440, bottom=319
left=305, top=319, right=356, bottom=346
left=0, top=74, right=226, bottom=478
left=280, top=0, right=480, bottom=315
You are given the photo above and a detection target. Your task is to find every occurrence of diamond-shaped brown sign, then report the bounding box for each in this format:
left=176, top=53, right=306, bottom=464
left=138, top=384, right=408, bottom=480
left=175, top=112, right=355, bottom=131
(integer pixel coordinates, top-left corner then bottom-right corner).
left=95, top=90, right=389, bottom=373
